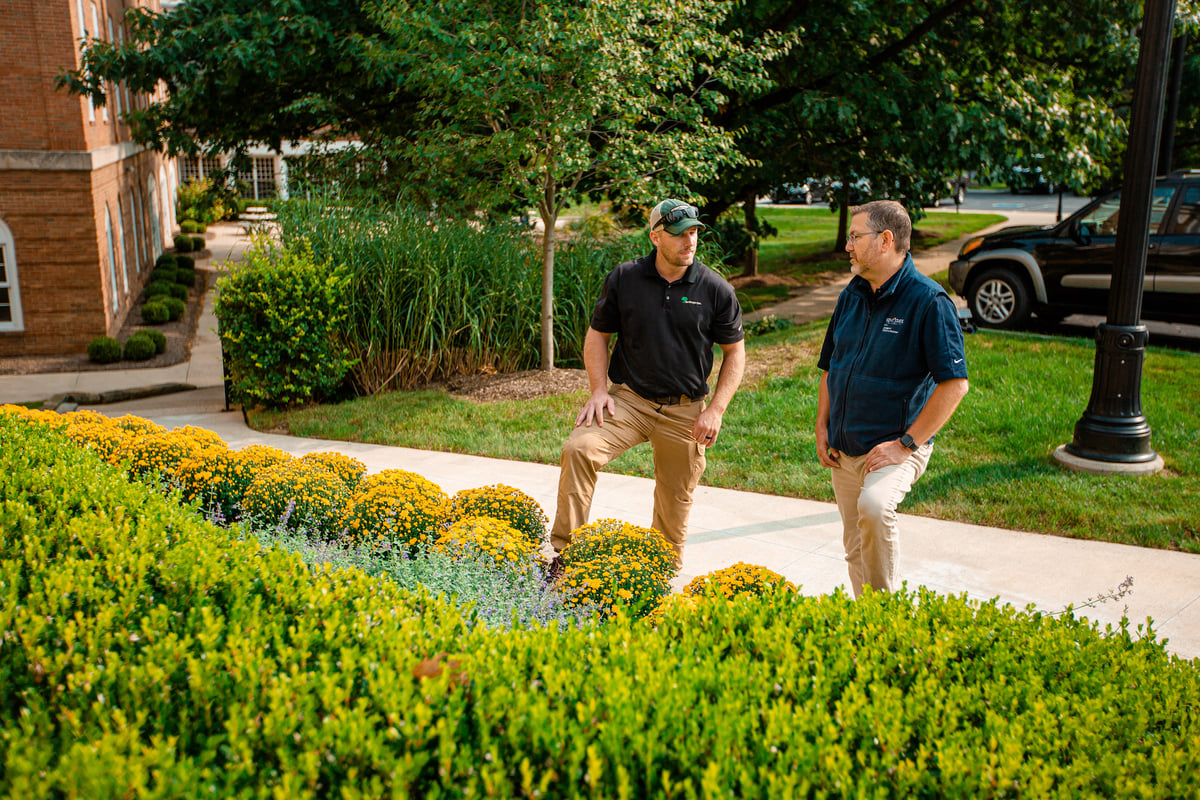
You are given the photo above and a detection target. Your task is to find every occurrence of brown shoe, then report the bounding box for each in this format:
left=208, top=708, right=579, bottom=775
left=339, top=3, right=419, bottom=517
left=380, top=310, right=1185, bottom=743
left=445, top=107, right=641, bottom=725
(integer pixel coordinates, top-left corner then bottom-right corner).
left=545, top=554, right=564, bottom=584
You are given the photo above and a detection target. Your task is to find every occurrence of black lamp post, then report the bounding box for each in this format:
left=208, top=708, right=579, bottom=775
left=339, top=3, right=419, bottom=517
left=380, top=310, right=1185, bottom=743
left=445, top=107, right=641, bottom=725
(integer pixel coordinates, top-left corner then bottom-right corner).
left=1055, top=0, right=1176, bottom=474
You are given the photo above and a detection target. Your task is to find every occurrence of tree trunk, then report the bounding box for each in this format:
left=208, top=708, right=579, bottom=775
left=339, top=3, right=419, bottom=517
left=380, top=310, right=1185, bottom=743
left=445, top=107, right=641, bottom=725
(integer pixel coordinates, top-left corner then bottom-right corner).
left=540, top=211, right=557, bottom=370
left=835, top=175, right=850, bottom=250
left=740, top=188, right=759, bottom=277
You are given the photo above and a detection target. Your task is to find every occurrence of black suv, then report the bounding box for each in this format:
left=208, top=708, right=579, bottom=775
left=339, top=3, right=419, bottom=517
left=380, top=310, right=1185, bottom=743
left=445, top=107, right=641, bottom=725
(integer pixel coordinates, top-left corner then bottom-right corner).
left=949, top=170, right=1200, bottom=329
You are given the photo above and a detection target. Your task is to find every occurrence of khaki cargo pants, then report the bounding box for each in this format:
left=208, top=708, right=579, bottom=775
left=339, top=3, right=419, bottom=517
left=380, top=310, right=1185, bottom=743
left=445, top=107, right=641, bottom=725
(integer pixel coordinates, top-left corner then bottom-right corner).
left=550, top=384, right=707, bottom=566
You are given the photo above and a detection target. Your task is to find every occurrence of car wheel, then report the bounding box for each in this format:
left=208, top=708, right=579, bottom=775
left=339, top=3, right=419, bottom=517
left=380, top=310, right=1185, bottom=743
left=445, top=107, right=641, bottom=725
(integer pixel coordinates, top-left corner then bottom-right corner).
left=803, top=190, right=813, bottom=205
left=968, top=268, right=1032, bottom=329
left=954, top=185, right=966, bottom=205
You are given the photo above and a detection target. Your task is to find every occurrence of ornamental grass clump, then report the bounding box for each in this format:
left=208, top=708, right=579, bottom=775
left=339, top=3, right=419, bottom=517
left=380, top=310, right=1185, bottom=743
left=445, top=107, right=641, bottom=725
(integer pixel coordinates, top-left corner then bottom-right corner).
left=342, top=469, right=448, bottom=552
left=299, top=451, right=367, bottom=491
left=445, top=484, right=548, bottom=546
left=684, top=562, right=797, bottom=600
left=433, top=516, right=541, bottom=577
left=241, top=459, right=348, bottom=538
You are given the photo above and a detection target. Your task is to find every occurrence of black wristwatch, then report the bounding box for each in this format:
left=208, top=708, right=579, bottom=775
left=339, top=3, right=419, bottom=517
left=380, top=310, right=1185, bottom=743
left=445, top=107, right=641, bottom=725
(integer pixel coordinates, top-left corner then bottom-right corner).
left=899, top=433, right=919, bottom=452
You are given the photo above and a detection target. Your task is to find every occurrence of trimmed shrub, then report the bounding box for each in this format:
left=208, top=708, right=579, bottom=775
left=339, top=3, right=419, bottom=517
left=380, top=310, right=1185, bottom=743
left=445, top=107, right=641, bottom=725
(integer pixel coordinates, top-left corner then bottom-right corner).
left=112, top=429, right=214, bottom=481
left=121, top=333, right=156, bottom=361
left=557, top=519, right=676, bottom=617
left=241, top=459, right=348, bottom=537
left=175, top=254, right=195, bottom=271
left=433, top=515, right=541, bottom=577
left=167, top=282, right=188, bottom=300
left=214, top=238, right=355, bottom=407
left=172, top=232, right=193, bottom=252
left=143, top=279, right=174, bottom=299
left=154, top=253, right=178, bottom=269
left=150, top=265, right=178, bottom=284
left=342, top=468, right=448, bottom=551
left=62, top=419, right=131, bottom=464
left=445, top=484, right=548, bottom=546
left=140, top=300, right=170, bottom=324
left=86, top=336, right=121, bottom=364
left=191, top=235, right=206, bottom=251
left=134, top=328, right=167, bottom=355
left=6, top=412, right=1200, bottom=799
left=161, top=297, right=185, bottom=321
left=174, top=267, right=197, bottom=287
left=179, top=219, right=203, bottom=233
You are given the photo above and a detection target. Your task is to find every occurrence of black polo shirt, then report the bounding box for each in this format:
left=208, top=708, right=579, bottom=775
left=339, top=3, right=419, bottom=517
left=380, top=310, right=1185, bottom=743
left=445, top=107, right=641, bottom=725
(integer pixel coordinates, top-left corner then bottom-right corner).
left=590, top=249, right=744, bottom=399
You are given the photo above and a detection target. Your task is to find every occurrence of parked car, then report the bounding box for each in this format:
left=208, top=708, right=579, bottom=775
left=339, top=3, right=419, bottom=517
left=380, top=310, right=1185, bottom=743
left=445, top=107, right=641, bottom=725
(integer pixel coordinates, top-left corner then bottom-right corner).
left=769, top=178, right=827, bottom=204
left=949, top=170, right=1200, bottom=330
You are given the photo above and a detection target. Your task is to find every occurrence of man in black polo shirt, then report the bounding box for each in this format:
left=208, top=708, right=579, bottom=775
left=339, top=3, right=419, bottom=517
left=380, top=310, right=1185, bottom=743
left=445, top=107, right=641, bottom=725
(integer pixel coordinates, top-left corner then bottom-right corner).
left=549, top=199, right=746, bottom=571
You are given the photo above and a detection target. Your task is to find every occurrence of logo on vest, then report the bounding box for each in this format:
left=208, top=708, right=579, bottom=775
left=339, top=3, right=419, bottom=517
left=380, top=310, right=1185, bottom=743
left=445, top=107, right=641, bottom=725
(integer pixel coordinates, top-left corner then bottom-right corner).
left=681, top=296, right=703, bottom=306
left=882, top=316, right=905, bottom=334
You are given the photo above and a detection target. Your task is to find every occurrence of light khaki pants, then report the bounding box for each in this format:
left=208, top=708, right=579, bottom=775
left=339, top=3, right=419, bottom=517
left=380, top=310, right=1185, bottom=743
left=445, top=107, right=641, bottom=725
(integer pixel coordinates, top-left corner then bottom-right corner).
left=550, top=384, right=706, bottom=565
left=829, top=443, right=933, bottom=597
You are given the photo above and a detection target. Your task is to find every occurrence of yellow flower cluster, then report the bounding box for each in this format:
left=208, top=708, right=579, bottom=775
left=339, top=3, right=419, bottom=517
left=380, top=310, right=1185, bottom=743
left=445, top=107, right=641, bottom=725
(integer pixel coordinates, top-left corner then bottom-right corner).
left=299, top=451, right=367, bottom=490
left=559, top=551, right=670, bottom=618
left=113, top=430, right=217, bottom=480
left=561, top=518, right=676, bottom=578
left=433, top=515, right=541, bottom=575
left=175, top=445, right=290, bottom=520
left=242, top=459, right=349, bottom=535
left=446, top=484, right=548, bottom=546
left=342, top=469, right=449, bottom=551
left=684, top=562, right=796, bottom=600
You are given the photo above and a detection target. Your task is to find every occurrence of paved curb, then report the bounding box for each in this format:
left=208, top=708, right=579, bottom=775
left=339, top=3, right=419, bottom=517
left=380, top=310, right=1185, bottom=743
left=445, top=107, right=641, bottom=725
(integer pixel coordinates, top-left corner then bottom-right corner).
left=43, top=382, right=197, bottom=412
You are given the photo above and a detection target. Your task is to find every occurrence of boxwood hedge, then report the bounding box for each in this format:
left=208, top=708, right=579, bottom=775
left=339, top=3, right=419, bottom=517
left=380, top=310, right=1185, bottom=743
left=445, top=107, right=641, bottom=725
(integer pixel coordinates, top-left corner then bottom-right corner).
left=2, top=413, right=1199, bottom=799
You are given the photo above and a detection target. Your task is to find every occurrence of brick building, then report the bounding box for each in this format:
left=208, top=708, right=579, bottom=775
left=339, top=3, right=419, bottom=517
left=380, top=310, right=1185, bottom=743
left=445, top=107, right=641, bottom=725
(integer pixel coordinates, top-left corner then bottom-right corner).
left=0, top=0, right=176, bottom=357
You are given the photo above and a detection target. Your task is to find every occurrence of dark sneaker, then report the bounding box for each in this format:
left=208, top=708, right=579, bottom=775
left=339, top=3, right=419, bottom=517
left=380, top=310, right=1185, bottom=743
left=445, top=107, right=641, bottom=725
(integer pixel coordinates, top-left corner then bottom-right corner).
left=545, top=555, right=564, bottom=584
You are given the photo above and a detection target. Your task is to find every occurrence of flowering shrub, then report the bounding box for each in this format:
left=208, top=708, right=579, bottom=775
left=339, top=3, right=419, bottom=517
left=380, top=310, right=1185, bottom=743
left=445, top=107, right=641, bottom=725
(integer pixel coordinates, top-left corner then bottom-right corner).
left=446, top=484, right=548, bottom=546
left=0, top=405, right=70, bottom=429
left=560, top=518, right=676, bottom=578
left=241, top=459, right=348, bottom=537
left=172, top=425, right=226, bottom=450
left=62, top=420, right=132, bottom=465
left=299, top=451, right=367, bottom=490
left=113, top=430, right=214, bottom=480
left=111, top=414, right=167, bottom=436
left=684, top=562, right=796, bottom=600
left=176, top=446, right=252, bottom=522
left=342, top=469, right=448, bottom=552
left=559, top=551, right=671, bottom=618
left=433, top=516, right=541, bottom=576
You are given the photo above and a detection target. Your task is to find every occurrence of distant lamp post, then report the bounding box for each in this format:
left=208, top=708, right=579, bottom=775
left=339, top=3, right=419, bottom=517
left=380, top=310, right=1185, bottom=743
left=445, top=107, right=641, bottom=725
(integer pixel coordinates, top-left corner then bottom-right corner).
left=1053, top=0, right=1177, bottom=476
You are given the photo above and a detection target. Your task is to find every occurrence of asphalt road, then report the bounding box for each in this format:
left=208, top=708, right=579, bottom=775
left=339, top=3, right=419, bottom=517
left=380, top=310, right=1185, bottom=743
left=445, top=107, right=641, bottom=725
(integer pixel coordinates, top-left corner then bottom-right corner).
left=925, top=187, right=1092, bottom=217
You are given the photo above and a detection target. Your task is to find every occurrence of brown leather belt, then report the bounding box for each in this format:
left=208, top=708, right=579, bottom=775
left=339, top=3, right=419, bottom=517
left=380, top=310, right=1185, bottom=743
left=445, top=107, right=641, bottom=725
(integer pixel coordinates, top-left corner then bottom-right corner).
left=643, top=393, right=706, bottom=406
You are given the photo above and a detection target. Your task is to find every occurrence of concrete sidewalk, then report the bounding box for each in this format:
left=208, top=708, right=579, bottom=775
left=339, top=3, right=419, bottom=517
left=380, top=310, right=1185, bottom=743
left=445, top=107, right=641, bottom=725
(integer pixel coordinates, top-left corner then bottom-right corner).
left=4, top=212, right=1199, bottom=661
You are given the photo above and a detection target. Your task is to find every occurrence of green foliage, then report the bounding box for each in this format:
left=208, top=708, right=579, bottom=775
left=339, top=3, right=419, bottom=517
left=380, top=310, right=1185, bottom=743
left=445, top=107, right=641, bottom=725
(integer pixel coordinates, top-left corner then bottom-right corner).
left=175, top=254, right=195, bottom=271
left=214, top=237, right=355, bottom=407
left=5, top=412, right=1200, bottom=797
left=446, top=484, right=548, bottom=547
left=341, top=469, right=449, bottom=552
left=176, top=177, right=238, bottom=225
left=684, top=562, right=796, bottom=600
left=433, top=516, right=542, bottom=577
left=165, top=282, right=187, bottom=300
left=174, top=266, right=196, bottom=287
left=191, top=235, right=206, bottom=251
left=744, top=314, right=794, bottom=337
left=121, top=333, right=156, bottom=361
left=241, top=459, right=349, bottom=537
left=139, top=301, right=169, bottom=325
left=86, top=336, right=122, bottom=364
left=150, top=265, right=177, bottom=283
left=172, top=233, right=193, bottom=252
left=161, top=296, right=186, bottom=321
left=154, top=253, right=178, bottom=270
left=179, top=219, right=205, bottom=234
left=143, top=279, right=173, bottom=299
left=133, top=328, right=167, bottom=355
left=558, top=519, right=677, bottom=617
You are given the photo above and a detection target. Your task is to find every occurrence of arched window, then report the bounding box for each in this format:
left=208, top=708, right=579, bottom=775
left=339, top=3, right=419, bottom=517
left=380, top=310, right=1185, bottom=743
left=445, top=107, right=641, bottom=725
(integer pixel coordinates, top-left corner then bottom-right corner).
left=107, top=16, right=121, bottom=118
left=104, top=206, right=119, bottom=312
left=147, top=176, right=162, bottom=258
left=91, top=4, right=106, bottom=123
left=77, top=0, right=94, bottom=123
left=114, top=200, right=128, bottom=294
left=128, top=191, right=142, bottom=272
left=0, top=220, right=24, bottom=331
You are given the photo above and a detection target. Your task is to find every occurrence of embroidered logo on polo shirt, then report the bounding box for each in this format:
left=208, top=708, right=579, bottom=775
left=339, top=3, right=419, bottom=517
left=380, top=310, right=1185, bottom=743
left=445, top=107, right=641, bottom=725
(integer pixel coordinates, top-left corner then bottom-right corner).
left=882, top=316, right=905, bottom=334
left=681, top=296, right=703, bottom=306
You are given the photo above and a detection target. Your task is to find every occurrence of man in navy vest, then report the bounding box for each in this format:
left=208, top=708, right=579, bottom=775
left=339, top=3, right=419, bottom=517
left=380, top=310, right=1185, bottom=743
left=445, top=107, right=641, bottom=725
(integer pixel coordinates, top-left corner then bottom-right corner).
left=817, top=200, right=969, bottom=597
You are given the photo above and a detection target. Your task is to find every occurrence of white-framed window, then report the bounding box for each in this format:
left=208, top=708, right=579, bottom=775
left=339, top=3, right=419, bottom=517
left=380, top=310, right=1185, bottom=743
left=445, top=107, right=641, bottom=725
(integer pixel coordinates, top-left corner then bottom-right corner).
left=91, top=3, right=106, bottom=122
left=128, top=190, right=142, bottom=271
left=77, top=0, right=94, bottom=122
left=104, top=206, right=119, bottom=312
left=178, top=156, right=224, bottom=185
left=0, top=221, right=24, bottom=331
left=148, top=175, right=162, bottom=257
left=114, top=200, right=128, bottom=294
left=107, top=16, right=122, bottom=119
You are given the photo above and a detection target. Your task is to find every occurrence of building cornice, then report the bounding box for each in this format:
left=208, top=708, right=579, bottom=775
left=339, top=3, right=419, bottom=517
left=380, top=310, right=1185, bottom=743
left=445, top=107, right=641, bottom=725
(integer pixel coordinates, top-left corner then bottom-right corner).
left=0, top=141, right=152, bottom=172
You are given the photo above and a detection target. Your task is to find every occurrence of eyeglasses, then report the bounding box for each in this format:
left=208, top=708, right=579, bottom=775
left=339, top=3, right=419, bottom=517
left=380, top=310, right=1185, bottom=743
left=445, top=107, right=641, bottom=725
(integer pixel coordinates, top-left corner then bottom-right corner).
left=846, top=230, right=882, bottom=246
left=654, top=204, right=700, bottom=230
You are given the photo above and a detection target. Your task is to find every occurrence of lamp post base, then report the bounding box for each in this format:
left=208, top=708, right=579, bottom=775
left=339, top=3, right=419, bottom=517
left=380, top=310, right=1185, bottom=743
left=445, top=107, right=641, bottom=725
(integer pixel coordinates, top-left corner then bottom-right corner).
left=1052, top=445, right=1164, bottom=476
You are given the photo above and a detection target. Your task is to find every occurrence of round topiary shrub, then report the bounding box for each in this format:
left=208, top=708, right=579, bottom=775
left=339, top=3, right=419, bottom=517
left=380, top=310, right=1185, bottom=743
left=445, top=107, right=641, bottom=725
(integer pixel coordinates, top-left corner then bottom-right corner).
left=175, top=254, right=195, bottom=270
left=191, top=235, right=206, bottom=251
left=167, top=283, right=188, bottom=300
left=114, top=429, right=213, bottom=481
left=161, top=297, right=186, bottom=321
left=87, top=336, right=122, bottom=364
left=179, top=220, right=202, bottom=234
left=173, top=233, right=193, bottom=253
left=241, top=459, right=348, bottom=537
left=342, top=469, right=448, bottom=552
left=144, top=280, right=174, bottom=300
left=445, top=484, right=548, bottom=546
left=174, top=267, right=196, bottom=288
left=122, top=334, right=156, bottom=361
left=154, top=253, right=178, bottom=270
left=433, top=515, right=541, bottom=576
left=684, top=562, right=796, bottom=600
left=150, top=266, right=178, bottom=284
left=557, top=519, right=677, bottom=617
left=135, top=328, right=167, bottom=355
left=141, top=301, right=170, bottom=324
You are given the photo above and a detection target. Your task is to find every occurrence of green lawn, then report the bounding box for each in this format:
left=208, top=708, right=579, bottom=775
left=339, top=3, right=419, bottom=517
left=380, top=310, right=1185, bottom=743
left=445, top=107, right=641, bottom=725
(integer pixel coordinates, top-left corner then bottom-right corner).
left=253, top=324, right=1200, bottom=554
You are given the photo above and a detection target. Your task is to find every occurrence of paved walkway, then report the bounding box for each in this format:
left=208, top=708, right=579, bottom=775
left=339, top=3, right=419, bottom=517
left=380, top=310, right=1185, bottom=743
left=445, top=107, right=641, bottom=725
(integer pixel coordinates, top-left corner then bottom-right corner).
left=4, top=215, right=1199, bottom=661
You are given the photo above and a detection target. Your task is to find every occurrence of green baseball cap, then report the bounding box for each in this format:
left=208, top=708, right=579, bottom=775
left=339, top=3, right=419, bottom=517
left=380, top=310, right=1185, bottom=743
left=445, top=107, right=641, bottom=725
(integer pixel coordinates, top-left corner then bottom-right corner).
left=649, top=199, right=705, bottom=235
